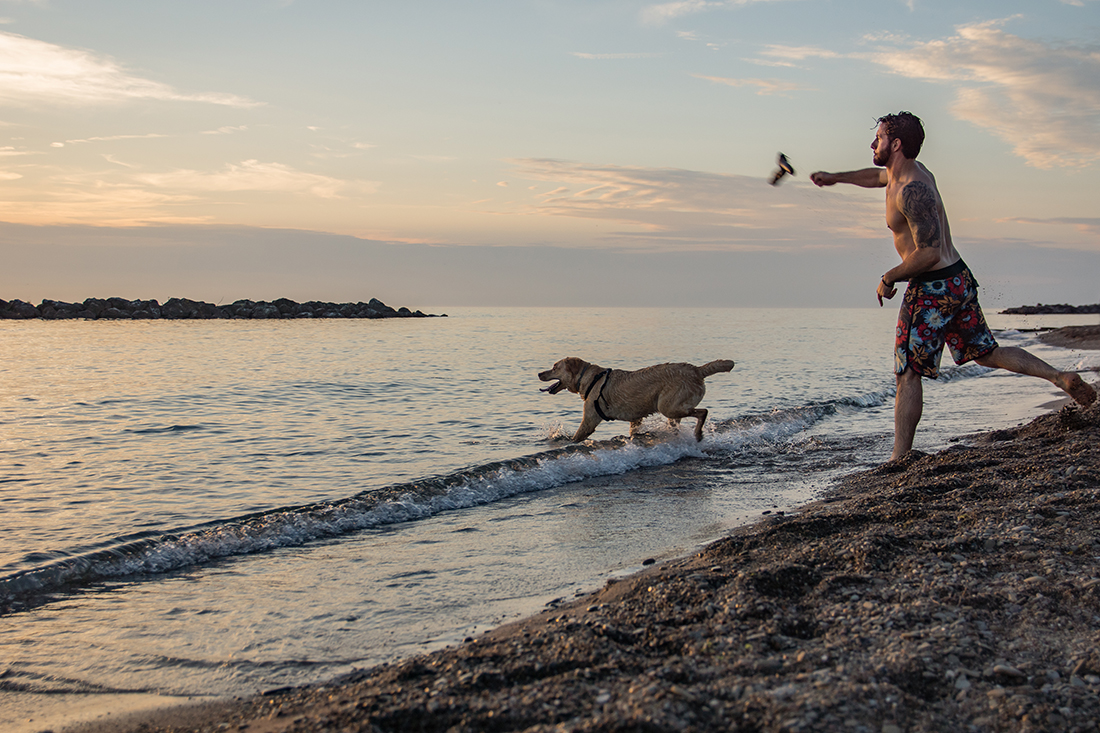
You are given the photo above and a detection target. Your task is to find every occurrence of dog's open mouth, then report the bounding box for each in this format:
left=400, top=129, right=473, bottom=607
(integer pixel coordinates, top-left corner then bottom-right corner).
left=540, top=380, right=565, bottom=394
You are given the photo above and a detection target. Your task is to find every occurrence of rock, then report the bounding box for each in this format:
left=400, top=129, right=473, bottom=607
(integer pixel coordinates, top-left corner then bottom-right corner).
left=0, top=297, right=444, bottom=319
left=1000, top=302, right=1100, bottom=315
left=252, top=304, right=281, bottom=319
left=273, top=298, right=299, bottom=316
left=993, top=664, right=1026, bottom=679
left=1, top=299, right=39, bottom=319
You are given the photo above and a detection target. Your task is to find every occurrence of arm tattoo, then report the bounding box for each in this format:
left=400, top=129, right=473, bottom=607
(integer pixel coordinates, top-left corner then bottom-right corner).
left=900, top=181, right=941, bottom=250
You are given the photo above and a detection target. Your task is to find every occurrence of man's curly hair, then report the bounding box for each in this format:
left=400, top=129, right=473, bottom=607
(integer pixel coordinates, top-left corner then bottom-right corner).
left=878, top=111, right=925, bottom=159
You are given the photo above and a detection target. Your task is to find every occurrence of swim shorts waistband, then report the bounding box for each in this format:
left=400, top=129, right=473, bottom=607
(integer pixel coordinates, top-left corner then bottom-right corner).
left=910, top=259, right=968, bottom=283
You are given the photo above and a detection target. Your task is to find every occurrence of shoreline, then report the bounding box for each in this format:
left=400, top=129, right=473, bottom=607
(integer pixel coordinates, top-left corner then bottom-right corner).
left=1037, top=325, right=1100, bottom=351
left=56, top=331, right=1100, bottom=733
left=68, top=399, right=1100, bottom=733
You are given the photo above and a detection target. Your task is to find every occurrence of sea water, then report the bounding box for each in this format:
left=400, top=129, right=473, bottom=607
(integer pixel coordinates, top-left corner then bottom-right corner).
left=1, top=307, right=1097, bottom=725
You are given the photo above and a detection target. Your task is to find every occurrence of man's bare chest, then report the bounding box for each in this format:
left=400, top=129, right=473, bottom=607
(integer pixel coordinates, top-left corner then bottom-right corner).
left=884, top=191, right=908, bottom=235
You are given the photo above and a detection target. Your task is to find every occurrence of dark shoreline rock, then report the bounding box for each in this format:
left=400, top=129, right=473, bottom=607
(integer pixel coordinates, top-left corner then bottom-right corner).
left=1000, top=303, right=1100, bottom=315
left=0, top=297, right=445, bottom=320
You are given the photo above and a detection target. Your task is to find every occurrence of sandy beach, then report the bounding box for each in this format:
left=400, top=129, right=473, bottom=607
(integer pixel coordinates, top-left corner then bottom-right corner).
left=1038, top=325, right=1100, bottom=351
left=61, top=329, right=1100, bottom=733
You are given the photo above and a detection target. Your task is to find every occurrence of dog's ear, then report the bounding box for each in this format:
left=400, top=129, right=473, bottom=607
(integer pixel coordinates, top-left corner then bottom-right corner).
left=563, top=357, right=585, bottom=374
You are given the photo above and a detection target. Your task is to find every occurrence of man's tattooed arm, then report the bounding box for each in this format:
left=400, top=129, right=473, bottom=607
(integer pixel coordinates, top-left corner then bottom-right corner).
left=900, top=181, right=941, bottom=250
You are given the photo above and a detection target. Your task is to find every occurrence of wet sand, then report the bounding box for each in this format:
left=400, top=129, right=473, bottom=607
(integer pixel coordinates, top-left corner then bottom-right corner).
left=65, top=331, right=1100, bottom=733
left=1038, top=324, right=1100, bottom=351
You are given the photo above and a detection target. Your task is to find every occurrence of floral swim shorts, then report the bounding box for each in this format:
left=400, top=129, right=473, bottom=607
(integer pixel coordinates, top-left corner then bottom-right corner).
left=895, top=259, right=998, bottom=378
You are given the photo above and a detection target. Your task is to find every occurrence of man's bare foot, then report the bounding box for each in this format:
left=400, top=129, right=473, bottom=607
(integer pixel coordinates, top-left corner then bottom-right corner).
left=1055, top=372, right=1097, bottom=406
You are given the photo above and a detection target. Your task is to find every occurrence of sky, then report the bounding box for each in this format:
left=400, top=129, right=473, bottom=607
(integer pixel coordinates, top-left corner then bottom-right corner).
left=1, top=0, right=1098, bottom=309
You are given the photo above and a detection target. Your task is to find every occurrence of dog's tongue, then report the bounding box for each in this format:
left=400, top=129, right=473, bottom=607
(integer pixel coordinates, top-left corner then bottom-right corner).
left=540, top=381, right=564, bottom=394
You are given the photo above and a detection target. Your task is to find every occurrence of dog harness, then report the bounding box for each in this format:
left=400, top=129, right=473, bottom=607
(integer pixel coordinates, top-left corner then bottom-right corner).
left=583, top=368, right=613, bottom=421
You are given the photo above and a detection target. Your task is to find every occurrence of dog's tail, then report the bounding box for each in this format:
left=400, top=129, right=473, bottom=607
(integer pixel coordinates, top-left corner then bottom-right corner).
left=698, top=359, right=735, bottom=377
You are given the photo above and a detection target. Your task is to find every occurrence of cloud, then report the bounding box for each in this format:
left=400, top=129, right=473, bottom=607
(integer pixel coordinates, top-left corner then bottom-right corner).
left=0, top=31, right=259, bottom=107
left=1003, top=216, right=1100, bottom=236
left=758, top=44, right=842, bottom=62
left=61, top=133, right=170, bottom=145
left=0, top=161, right=378, bottom=227
left=640, top=0, right=790, bottom=25
left=507, top=158, right=882, bottom=251
left=202, top=126, right=248, bottom=135
left=744, top=43, right=843, bottom=69
left=641, top=1, right=725, bottom=24
left=0, top=178, right=209, bottom=227
left=863, top=18, right=1100, bottom=168
left=135, top=160, right=371, bottom=199
left=693, top=73, right=810, bottom=96
left=572, top=52, right=664, bottom=60
left=102, top=154, right=137, bottom=169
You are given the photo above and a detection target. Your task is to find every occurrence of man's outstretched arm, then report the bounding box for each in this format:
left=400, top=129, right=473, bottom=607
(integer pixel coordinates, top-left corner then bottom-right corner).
left=810, top=168, right=887, bottom=188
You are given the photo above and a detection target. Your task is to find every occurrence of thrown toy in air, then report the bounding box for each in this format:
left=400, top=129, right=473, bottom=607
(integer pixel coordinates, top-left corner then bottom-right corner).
left=769, top=152, right=795, bottom=185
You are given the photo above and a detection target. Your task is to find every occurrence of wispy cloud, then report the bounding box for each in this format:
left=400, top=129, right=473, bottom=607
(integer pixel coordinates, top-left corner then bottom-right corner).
left=759, top=44, right=842, bottom=62
left=693, top=73, right=810, bottom=96
left=202, top=126, right=248, bottom=135
left=1003, top=216, right=1100, bottom=236
left=640, top=0, right=791, bottom=25
left=572, top=52, right=664, bottom=60
left=743, top=43, right=844, bottom=69
left=862, top=18, right=1100, bottom=168
left=0, top=31, right=260, bottom=107
left=54, top=133, right=170, bottom=147
left=135, top=160, right=371, bottom=199
left=507, top=158, right=881, bottom=250
left=0, top=160, right=378, bottom=227
left=0, top=178, right=209, bottom=227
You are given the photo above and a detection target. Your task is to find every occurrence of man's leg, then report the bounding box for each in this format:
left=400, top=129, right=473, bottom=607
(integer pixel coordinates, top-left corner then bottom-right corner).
left=975, top=347, right=1096, bottom=406
left=893, top=367, right=923, bottom=461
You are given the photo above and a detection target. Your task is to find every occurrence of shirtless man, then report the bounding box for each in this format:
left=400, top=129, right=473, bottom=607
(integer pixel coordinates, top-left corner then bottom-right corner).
left=811, top=111, right=1095, bottom=461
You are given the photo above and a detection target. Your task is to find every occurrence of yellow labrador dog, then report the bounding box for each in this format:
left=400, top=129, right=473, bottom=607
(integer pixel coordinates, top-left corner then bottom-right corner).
left=538, top=357, right=734, bottom=442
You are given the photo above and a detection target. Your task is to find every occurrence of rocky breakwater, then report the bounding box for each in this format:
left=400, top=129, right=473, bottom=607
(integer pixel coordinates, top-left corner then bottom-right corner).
left=1001, top=303, right=1100, bottom=315
left=0, top=297, right=443, bottom=320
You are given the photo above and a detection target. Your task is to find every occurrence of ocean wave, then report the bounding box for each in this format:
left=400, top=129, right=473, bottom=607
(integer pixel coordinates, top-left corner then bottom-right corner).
left=0, top=438, right=695, bottom=608
left=0, top=376, right=967, bottom=610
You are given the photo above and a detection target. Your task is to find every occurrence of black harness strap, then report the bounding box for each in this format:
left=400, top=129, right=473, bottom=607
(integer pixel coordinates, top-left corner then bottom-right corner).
left=584, top=368, right=612, bottom=421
